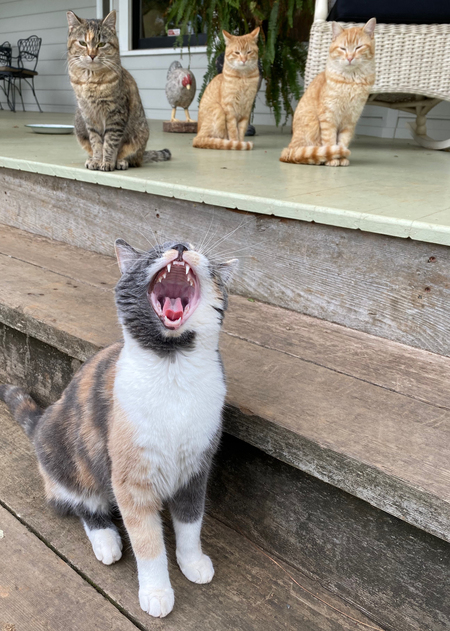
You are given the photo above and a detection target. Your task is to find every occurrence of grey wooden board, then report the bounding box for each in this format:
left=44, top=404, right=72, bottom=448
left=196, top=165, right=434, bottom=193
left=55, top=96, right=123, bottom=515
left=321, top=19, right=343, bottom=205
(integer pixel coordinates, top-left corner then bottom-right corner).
left=209, top=434, right=450, bottom=631
left=0, top=506, right=139, bottom=631
left=0, top=224, right=449, bottom=541
left=0, top=405, right=380, bottom=631
left=1, top=167, right=450, bottom=357
left=1, top=224, right=450, bottom=408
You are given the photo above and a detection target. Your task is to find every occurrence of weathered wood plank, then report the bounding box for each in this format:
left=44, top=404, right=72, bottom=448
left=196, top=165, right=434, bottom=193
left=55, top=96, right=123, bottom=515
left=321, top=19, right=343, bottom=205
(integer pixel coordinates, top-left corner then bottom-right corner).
left=0, top=405, right=378, bottom=631
left=0, top=506, right=139, bottom=631
left=1, top=168, right=450, bottom=355
left=225, top=295, right=450, bottom=411
left=222, top=336, right=450, bottom=541
left=0, top=251, right=120, bottom=361
left=209, top=434, right=450, bottom=631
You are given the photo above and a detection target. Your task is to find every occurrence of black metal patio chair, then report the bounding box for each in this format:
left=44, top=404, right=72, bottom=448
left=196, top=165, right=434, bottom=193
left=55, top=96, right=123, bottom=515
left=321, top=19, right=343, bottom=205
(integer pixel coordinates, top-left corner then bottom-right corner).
left=13, top=35, right=43, bottom=112
left=0, top=42, right=14, bottom=110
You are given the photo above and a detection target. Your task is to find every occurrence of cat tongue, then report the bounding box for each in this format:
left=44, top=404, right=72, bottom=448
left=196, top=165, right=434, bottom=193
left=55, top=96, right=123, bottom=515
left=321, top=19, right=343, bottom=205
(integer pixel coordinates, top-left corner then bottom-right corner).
left=162, top=297, right=184, bottom=322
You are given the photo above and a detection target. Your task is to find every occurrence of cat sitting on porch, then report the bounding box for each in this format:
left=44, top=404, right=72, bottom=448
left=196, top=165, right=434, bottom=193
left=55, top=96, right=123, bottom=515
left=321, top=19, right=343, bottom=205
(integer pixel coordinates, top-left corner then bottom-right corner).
left=280, top=18, right=376, bottom=166
left=67, top=10, right=171, bottom=171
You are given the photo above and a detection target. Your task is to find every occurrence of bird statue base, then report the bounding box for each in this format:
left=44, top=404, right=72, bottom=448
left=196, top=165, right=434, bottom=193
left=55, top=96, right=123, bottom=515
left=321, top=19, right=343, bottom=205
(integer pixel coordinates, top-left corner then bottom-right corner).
left=163, top=121, right=198, bottom=133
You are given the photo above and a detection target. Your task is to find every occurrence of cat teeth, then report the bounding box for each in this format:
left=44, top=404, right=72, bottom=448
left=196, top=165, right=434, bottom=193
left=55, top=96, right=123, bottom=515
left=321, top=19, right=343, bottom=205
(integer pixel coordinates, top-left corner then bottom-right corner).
left=185, top=265, right=190, bottom=275
left=167, top=263, right=172, bottom=273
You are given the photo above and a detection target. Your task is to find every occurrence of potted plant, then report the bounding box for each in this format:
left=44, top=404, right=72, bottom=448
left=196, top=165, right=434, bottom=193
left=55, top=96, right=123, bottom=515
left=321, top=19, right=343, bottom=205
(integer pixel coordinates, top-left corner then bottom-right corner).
left=166, top=0, right=314, bottom=125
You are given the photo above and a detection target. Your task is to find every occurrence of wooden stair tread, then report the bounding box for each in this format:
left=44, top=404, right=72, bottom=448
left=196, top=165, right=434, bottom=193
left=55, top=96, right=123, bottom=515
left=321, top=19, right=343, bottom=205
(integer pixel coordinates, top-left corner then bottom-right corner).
left=0, top=224, right=448, bottom=542
left=0, top=405, right=379, bottom=631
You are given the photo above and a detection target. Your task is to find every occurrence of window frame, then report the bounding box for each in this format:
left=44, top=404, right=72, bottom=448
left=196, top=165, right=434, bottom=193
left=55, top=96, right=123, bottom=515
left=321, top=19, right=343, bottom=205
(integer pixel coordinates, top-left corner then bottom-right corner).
left=131, top=0, right=207, bottom=51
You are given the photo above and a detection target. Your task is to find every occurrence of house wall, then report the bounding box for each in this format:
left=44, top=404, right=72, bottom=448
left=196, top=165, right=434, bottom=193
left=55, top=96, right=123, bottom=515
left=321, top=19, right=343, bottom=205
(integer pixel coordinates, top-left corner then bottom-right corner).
left=0, top=0, right=96, bottom=112
left=1, top=0, right=450, bottom=140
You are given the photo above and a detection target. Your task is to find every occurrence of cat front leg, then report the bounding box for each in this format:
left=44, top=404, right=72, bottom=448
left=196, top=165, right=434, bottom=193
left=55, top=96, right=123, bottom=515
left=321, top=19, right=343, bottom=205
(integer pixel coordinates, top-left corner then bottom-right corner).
left=101, top=123, right=126, bottom=171
left=113, top=480, right=174, bottom=617
left=318, top=115, right=338, bottom=146
left=237, top=117, right=249, bottom=142
left=337, top=126, right=353, bottom=148
left=169, top=471, right=214, bottom=585
left=224, top=109, right=239, bottom=141
left=85, top=126, right=104, bottom=170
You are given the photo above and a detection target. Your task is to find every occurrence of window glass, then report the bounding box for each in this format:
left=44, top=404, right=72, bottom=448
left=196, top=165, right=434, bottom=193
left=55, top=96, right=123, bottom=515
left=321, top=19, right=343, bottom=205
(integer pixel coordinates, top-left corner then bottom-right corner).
left=132, top=0, right=206, bottom=50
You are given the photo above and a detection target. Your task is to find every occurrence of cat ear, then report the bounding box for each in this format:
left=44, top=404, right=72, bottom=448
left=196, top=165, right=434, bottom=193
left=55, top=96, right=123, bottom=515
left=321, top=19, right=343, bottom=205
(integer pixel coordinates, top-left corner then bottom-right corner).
left=102, top=10, right=117, bottom=30
left=67, top=11, right=83, bottom=31
left=331, top=22, right=344, bottom=41
left=222, top=30, right=233, bottom=46
left=250, top=27, right=260, bottom=42
left=363, top=18, right=376, bottom=38
left=216, top=259, right=239, bottom=285
left=115, top=239, right=141, bottom=274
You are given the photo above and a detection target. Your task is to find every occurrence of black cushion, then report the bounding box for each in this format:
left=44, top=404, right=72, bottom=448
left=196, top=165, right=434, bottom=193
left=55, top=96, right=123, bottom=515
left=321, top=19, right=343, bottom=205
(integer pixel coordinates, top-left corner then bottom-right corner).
left=328, top=0, right=450, bottom=24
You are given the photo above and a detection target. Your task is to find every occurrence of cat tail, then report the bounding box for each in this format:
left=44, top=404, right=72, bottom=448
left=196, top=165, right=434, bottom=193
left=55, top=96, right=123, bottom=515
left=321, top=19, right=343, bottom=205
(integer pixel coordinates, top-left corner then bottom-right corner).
left=143, top=149, right=172, bottom=163
left=280, top=145, right=350, bottom=164
left=193, top=137, right=253, bottom=151
left=0, top=384, right=43, bottom=438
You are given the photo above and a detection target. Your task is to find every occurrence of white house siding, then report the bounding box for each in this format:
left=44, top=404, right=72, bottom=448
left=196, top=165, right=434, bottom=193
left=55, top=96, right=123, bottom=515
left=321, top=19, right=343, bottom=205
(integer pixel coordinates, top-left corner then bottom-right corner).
left=0, top=0, right=97, bottom=113
left=1, top=0, right=450, bottom=139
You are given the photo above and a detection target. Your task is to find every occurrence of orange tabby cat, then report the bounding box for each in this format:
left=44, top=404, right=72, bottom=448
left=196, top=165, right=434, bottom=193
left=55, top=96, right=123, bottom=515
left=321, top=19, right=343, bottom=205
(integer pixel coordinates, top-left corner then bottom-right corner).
left=280, top=18, right=376, bottom=166
left=193, top=28, right=260, bottom=151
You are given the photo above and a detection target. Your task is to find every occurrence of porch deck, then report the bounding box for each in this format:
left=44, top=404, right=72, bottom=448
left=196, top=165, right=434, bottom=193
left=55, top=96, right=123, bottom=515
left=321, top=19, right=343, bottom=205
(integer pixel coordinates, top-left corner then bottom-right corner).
left=1, top=111, right=450, bottom=245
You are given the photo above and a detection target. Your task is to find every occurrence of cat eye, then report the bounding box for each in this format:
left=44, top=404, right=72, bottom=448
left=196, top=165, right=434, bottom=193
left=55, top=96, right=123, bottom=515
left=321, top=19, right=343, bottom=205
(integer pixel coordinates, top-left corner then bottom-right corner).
left=98, top=42, right=106, bottom=47
left=339, top=47, right=346, bottom=51
left=355, top=45, right=363, bottom=50
left=79, top=41, right=87, bottom=46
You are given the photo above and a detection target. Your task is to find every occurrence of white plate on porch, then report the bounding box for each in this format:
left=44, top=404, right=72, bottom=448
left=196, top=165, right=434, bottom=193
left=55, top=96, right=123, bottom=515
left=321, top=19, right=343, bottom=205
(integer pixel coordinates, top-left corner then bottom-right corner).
left=25, top=124, right=74, bottom=135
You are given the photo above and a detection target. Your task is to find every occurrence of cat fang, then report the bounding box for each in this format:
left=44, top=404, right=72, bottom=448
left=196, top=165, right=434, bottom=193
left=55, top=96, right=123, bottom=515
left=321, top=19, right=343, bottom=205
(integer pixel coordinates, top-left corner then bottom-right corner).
left=149, top=256, right=200, bottom=330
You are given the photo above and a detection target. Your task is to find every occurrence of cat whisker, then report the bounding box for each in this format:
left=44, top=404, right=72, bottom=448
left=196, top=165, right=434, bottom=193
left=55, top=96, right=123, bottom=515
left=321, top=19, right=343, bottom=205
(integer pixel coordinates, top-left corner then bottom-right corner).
left=202, top=218, right=253, bottom=257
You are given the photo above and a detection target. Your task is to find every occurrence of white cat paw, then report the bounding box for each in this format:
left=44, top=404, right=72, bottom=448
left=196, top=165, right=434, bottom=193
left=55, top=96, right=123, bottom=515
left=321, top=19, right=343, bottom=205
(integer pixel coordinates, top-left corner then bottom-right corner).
left=178, top=553, right=215, bottom=584
left=87, top=527, right=123, bottom=565
left=139, top=588, right=175, bottom=618
left=116, top=159, right=129, bottom=170
left=325, top=159, right=341, bottom=167
left=339, top=158, right=350, bottom=166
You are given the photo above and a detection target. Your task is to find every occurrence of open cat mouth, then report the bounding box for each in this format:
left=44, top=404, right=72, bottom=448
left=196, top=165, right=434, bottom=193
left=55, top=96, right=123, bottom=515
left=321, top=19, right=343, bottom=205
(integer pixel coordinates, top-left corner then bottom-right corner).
left=149, top=260, right=200, bottom=330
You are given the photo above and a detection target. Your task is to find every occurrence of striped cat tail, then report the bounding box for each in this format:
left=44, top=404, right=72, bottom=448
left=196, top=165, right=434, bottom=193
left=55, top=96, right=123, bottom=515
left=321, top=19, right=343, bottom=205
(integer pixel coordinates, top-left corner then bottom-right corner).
left=280, top=145, right=351, bottom=165
left=193, top=137, right=253, bottom=151
left=143, top=149, right=172, bottom=162
left=0, top=384, right=43, bottom=438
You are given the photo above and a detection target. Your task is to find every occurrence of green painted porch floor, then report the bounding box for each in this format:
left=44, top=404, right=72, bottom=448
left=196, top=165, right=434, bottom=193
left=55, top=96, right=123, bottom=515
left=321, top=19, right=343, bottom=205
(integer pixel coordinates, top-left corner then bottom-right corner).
left=1, top=111, right=450, bottom=245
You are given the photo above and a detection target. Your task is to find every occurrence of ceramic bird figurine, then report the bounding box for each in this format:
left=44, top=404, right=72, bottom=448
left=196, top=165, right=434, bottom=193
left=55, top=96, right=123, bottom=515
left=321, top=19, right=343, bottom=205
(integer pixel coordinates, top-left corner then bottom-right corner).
left=165, top=61, right=197, bottom=123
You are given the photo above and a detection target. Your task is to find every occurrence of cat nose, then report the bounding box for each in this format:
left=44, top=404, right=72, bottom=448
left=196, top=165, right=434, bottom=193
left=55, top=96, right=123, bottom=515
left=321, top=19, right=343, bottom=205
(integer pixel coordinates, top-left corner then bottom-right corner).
left=174, top=244, right=188, bottom=260
left=89, top=53, right=97, bottom=60
left=347, top=55, right=354, bottom=63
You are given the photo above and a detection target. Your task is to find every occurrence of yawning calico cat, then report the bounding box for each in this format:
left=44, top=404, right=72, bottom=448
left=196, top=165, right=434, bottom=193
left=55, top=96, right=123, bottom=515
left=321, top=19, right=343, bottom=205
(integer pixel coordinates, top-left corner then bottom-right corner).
left=0, top=240, right=237, bottom=618
left=280, top=18, right=376, bottom=166
left=193, top=28, right=260, bottom=151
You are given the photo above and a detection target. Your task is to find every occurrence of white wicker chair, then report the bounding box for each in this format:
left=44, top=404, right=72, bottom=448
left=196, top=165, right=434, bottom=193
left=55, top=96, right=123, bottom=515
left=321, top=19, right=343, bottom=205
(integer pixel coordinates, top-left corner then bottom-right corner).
left=305, top=0, right=450, bottom=149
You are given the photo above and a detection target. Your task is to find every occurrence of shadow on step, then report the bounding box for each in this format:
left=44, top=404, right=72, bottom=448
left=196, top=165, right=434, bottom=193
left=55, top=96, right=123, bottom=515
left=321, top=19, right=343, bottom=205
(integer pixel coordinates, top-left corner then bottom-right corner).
left=209, top=433, right=450, bottom=631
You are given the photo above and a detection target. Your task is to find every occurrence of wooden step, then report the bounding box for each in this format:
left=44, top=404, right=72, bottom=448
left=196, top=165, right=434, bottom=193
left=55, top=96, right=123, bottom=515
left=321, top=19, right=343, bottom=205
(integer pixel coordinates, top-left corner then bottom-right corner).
left=1, top=165, right=450, bottom=357
left=0, top=505, right=139, bottom=631
left=0, top=224, right=449, bottom=545
left=0, top=404, right=379, bottom=631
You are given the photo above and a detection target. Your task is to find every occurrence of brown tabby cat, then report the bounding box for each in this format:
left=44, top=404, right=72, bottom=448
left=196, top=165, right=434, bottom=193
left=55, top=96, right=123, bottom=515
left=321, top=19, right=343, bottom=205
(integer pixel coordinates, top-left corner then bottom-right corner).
left=193, top=28, right=260, bottom=151
left=280, top=18, right=376, bottom=166
left=67, top=10, right=171, bottom=171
